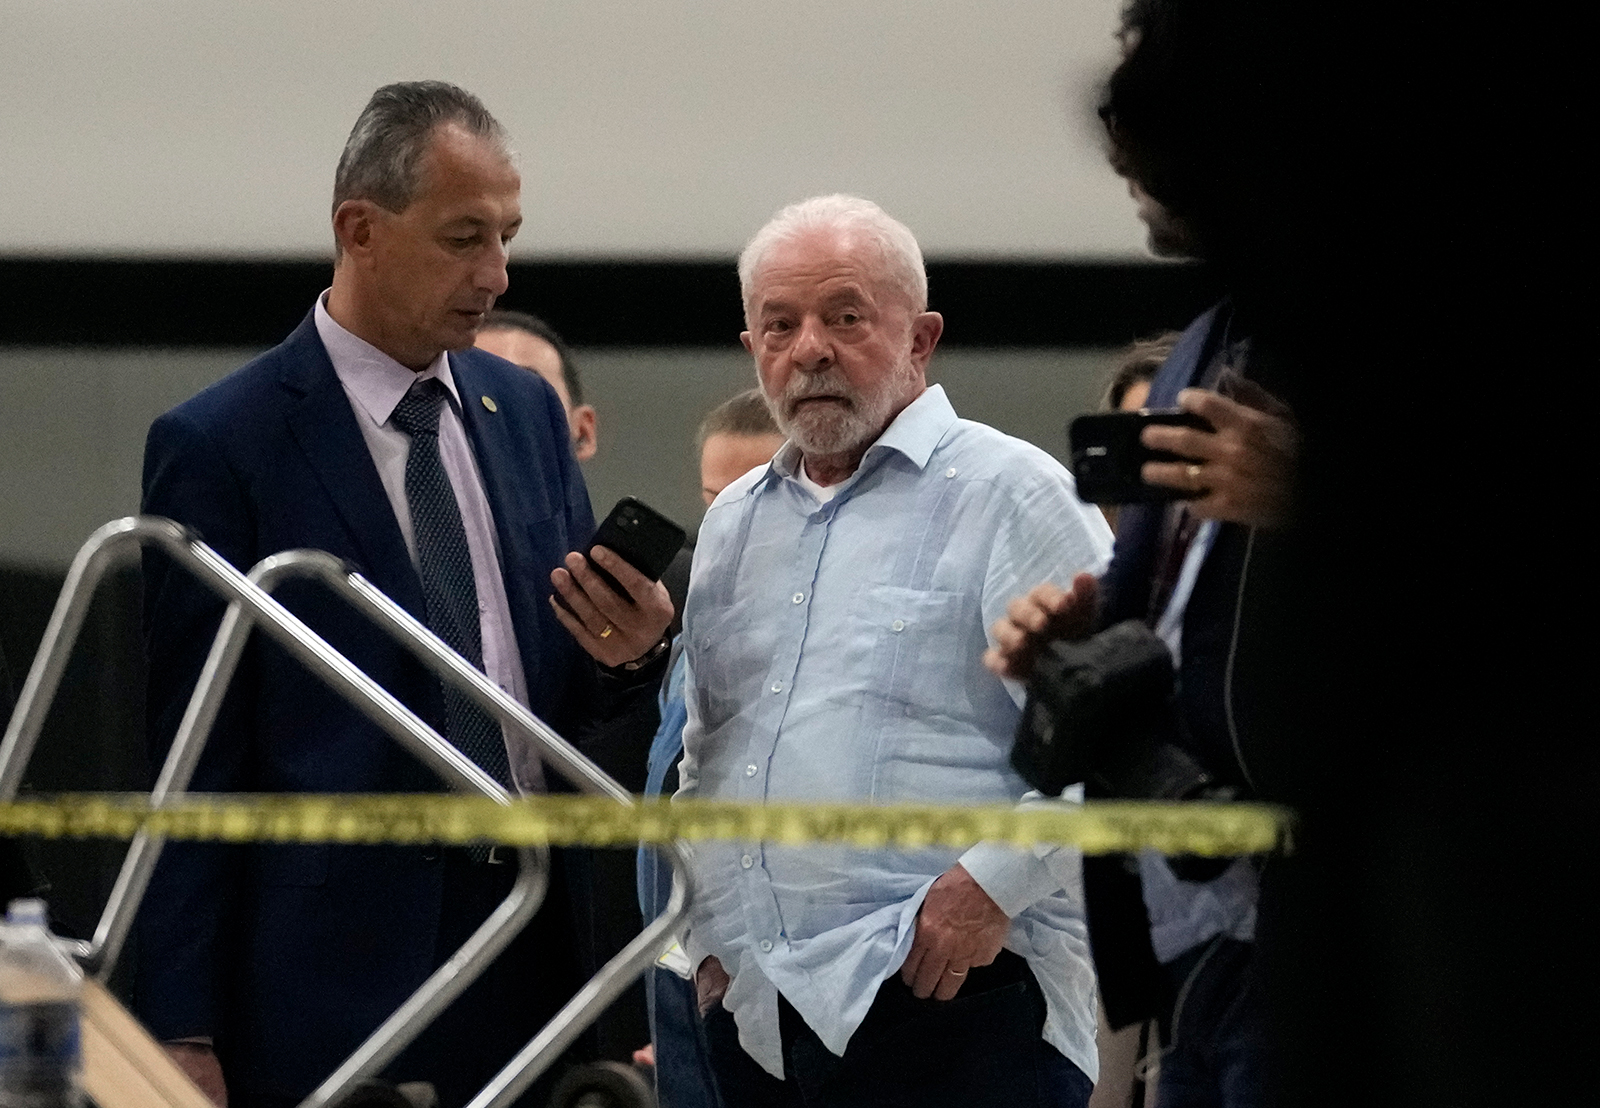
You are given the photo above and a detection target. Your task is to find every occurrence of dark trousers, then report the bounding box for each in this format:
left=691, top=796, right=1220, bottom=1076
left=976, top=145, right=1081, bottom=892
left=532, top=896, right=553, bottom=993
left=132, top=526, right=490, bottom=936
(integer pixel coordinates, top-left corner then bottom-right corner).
left=647, top=966, right=725, bottom=1108
left=566, top=845, right=652, bottom=1059
left=234, top=850, right=585, bottom=1108
left=386, top=848, right=587, bottom=1108
left=703, top=950, right=1091, bottom=1108
left=1154, top=939, right=1269, bottom=1108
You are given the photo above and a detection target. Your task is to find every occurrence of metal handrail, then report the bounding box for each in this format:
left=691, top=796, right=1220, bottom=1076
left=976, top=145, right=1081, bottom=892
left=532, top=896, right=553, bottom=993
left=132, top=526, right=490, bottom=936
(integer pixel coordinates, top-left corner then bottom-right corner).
left=0, top=517, right=694, bottom=1108
left=252, top=552, right=695, bottom=1108
left=470, top=855, right=689, bottom=1108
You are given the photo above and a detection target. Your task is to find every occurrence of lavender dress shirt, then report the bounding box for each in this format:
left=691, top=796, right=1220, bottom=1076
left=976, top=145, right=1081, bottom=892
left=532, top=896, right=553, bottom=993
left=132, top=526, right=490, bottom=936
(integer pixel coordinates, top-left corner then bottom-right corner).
left=313, top=294, right=541, bottom=791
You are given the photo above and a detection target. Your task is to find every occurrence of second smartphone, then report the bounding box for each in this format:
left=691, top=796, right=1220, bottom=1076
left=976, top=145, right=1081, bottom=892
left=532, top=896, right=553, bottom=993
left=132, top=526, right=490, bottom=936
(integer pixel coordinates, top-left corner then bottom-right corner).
left=585, top=496, right=687, bottom=598
left=1068, top=409, right=1211, bottom=504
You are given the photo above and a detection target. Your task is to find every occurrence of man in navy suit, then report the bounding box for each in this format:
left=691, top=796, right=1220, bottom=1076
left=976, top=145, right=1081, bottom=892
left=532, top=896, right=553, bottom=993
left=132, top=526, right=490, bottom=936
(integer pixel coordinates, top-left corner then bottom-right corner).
left=136, top=82, right=673, bottom=1108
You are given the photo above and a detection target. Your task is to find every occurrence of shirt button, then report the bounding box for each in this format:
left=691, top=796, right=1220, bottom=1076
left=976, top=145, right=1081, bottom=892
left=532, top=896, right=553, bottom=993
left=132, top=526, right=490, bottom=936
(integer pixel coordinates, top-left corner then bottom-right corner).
left=945, top=467, right=958, bottom=478
left=745, top=764, right=758, bottom=777
left=741, top=854, right=754, bottom=869
left=891, top=619, right=905, bottom=632
left=759, top=939, right=773, bottom=952
left=770, top=681, right=783, bottom=693
left=792, top=592, right=805, bottom=604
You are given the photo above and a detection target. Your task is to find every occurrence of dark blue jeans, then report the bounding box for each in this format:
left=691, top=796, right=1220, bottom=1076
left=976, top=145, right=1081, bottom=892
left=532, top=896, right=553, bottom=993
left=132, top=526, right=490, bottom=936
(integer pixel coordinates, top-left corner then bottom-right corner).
left=647, top=966, right=725, bottom=1108
left=1155, top=938, right=1270, bottom=1108
left=702, top=951, right=1091, bottom=1108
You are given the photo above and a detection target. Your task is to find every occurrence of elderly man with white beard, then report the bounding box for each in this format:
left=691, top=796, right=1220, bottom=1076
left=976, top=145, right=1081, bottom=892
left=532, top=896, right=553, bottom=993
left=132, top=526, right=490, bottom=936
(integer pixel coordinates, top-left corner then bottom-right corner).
left=675, top=195, right=1114, bottom=1108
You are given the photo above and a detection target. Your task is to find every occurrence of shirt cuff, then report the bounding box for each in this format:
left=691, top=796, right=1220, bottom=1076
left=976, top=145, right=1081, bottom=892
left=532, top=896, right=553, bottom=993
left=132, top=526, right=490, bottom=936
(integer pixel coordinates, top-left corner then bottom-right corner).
left=958, top=842, right=1066, bottom=918
left=599, top=636, right=672, bottom=686
left=683, top=926, right=715, bottom=979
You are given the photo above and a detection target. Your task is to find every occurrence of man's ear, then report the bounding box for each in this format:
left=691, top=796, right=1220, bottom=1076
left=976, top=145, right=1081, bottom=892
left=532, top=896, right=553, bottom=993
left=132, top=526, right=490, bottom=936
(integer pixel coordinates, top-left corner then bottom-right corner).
left=332, top=199, right=379, bottom=258
left=740, top=331, right=754, bottom=354
left=909, top=312, right=944, bottom=370
left=570, top=405, right=599, bottom=462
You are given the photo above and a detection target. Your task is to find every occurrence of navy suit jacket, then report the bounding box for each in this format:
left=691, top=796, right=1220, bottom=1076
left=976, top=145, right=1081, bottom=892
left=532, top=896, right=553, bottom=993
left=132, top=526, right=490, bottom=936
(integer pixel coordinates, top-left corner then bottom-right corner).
left=1099, top=301, right=1266, bottom=792
left=1089, top=302, right=1285, bottom=1029
left=135, top=311, right=600, bottom=1101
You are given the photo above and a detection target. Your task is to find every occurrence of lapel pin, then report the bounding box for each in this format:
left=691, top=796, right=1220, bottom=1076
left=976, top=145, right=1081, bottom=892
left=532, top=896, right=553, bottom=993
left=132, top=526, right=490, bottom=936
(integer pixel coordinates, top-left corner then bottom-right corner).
left=481, top=395, right=498, bottom=412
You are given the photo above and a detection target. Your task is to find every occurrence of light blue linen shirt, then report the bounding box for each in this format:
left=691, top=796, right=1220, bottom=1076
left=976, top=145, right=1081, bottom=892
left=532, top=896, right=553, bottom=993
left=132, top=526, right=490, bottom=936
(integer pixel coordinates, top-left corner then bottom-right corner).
left=677, top=385, right=1113, bottom=1081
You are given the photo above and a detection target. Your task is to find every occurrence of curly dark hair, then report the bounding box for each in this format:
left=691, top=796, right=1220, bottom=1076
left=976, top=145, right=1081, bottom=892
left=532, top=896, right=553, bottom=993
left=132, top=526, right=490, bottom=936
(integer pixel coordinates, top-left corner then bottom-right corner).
left=1100, top=0, right=1314, bottom=268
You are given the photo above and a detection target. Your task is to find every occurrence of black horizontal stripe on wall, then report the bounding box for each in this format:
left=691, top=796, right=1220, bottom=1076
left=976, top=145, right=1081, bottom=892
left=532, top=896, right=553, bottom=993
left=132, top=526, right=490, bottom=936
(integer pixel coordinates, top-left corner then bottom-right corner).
left=0, top=258, right=1216, bottom=348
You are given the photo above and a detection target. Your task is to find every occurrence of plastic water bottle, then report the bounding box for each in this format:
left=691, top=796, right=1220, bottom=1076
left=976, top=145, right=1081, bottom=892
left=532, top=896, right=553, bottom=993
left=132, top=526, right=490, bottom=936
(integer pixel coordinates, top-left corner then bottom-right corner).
left=0, top=900, right=83, bottom=1108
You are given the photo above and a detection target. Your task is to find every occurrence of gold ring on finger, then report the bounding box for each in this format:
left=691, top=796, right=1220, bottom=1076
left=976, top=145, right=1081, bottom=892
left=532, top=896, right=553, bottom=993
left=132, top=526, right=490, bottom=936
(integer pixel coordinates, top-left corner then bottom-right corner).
left=600, top=624, right=614, bottom=639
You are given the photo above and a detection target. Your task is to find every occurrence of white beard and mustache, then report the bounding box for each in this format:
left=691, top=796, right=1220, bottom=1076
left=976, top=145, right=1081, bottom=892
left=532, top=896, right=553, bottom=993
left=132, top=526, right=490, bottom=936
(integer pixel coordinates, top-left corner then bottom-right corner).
left=761, top=359, right=920, bottom=459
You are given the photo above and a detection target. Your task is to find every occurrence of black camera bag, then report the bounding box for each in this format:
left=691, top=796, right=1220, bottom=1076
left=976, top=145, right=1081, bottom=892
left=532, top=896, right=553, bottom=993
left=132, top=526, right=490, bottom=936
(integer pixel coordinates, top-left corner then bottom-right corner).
left=1011, top=619, right=1213, bottom=799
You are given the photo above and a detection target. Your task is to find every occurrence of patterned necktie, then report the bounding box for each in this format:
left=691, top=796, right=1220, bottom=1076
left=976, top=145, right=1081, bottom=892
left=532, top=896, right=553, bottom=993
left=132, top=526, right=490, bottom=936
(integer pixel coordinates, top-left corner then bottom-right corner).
left=389, top=379, right=513, bottom=812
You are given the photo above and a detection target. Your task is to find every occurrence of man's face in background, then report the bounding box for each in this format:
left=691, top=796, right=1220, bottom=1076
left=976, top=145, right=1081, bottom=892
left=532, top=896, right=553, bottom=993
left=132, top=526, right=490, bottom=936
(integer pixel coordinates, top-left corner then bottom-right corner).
left=700, top=431, right=786, bottom=506
left=474, top=326, right=599, bottom=461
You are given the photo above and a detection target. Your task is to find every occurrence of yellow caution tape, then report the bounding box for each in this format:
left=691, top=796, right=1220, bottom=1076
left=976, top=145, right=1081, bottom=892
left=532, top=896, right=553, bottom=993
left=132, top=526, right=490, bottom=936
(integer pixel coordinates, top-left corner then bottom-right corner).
left=0, top=794, right=1292, bottom=857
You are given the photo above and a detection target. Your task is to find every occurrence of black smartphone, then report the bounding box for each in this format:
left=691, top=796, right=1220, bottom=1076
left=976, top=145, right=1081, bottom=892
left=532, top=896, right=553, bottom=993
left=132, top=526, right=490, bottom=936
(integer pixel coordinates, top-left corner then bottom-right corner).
left=584, top=496, right=687, bottom=600
left=1068, top=409, right=1212, bottom=505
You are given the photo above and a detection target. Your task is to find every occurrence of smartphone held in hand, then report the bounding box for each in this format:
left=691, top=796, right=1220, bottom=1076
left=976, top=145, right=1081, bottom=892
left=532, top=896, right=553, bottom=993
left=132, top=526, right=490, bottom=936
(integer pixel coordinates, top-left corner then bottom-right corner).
left=1068, top=409, right=1210, bottom=504
left=586, top=497, right=686, bottom=599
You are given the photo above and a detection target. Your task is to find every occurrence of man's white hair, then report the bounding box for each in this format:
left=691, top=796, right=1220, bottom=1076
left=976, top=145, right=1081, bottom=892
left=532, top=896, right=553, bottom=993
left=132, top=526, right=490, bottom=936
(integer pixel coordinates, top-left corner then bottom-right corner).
left=738, top=194, right=928, bottom=323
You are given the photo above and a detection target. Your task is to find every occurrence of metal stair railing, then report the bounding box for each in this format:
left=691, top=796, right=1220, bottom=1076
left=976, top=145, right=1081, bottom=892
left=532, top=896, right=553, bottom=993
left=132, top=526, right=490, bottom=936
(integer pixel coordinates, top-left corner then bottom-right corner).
left=0, top=516, right=694, bottom=1108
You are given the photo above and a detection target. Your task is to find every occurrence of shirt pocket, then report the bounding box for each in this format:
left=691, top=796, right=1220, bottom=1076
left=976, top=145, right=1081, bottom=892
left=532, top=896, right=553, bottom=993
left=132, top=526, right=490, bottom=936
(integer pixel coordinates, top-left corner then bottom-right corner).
left=851, top=584, right=977, bottom=711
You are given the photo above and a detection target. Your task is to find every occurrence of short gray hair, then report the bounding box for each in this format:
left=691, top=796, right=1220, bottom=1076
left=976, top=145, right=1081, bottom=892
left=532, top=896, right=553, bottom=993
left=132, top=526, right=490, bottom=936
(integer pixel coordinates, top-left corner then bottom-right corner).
left=738, top=195, right=928, bottom=322
left=333, top=81, right=508, bottom=221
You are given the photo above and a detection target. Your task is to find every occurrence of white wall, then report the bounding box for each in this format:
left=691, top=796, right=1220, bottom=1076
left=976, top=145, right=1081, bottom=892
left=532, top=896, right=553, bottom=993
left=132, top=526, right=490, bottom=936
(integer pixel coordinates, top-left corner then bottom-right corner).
left=1, top=0, right=1143, bottom=258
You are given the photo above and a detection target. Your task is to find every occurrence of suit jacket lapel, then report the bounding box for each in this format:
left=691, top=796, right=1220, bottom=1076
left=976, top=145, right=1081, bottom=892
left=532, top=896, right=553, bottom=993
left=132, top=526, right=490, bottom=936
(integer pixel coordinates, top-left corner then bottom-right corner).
left=451, top=352, right=567, bottom=552
left=1100, top=302, right=1227, bottom=626
left=277, top=315, right=425, bottom=617
left=451, top=352, right=573, bottom=700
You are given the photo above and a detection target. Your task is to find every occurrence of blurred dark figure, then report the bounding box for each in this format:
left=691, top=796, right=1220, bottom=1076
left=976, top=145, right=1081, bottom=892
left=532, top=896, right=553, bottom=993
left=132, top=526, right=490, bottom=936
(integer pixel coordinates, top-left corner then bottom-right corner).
left=1089, top=3, right=1571, bottom=1106
left=0, top=637, right=41, bottom=903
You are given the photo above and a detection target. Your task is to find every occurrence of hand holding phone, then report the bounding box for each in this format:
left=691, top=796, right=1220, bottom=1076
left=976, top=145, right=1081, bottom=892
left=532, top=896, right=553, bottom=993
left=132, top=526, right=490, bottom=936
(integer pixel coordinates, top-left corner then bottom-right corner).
left=1138, top=389, right=1298, bottom=528
left=584, top=497, right=687, bottom=600
left=1069, top=409, right=1212, bottom=505
left=549, top=497, right=682, bottom=667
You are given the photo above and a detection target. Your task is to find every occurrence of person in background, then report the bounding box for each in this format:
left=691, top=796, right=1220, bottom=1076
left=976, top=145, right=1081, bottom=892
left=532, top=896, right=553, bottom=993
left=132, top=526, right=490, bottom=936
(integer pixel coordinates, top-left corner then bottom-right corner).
left=475, top=309, right=598, bottom=462
left=692, top=391, right=788, bottom=511
left=635, top=388, right=784, bottom=1108
left=475, top=308, right=693, bottom=629
left=478, top=306, right=694, bottom=1064
left=1103, top=333, right=1180, bottom=415
left=1096, top=332, right=1181, bottom=536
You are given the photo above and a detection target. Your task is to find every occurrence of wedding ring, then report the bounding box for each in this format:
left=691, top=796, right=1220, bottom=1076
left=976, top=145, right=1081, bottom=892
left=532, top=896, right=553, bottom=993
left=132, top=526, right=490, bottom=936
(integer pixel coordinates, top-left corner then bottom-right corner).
left=599, top=624, right=614, bottom=639
left=1186, top=463, right=1204, bottom=487
left=947, top=968, right=967, bottom=977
